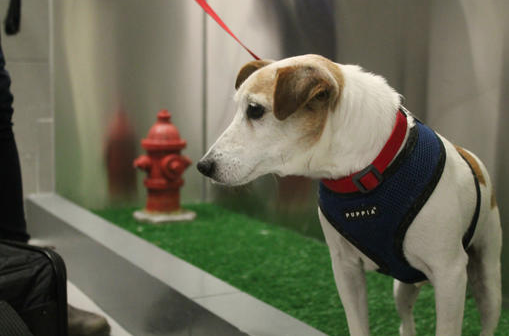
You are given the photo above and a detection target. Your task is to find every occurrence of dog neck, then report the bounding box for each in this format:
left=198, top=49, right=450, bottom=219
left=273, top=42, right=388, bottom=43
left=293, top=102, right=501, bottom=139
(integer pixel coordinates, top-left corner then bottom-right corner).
left=304, top=64, right=408, bottom=180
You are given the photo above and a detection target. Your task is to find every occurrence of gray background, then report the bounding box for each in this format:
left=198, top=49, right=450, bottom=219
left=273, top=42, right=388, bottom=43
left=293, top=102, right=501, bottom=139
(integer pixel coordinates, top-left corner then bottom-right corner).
left=2, top=0, right=508, bottom=307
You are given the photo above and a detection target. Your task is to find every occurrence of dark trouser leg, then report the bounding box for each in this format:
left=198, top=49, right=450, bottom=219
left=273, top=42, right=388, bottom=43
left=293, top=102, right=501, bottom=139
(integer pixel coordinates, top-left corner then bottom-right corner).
left=0, top=32, right=29, bottom=243
left=0, top=127, right=29, bottom=242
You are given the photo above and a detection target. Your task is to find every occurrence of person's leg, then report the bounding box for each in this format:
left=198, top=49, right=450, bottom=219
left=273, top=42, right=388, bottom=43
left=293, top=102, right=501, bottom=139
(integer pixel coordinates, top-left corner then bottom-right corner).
left=0, top=128, right=30, bottom=242
left=0, top=36, right=29, bottom=243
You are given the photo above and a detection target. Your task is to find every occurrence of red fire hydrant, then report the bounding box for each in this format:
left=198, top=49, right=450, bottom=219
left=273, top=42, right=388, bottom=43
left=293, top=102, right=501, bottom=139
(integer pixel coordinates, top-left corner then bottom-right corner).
left=133, top=109, right=195, bottom=223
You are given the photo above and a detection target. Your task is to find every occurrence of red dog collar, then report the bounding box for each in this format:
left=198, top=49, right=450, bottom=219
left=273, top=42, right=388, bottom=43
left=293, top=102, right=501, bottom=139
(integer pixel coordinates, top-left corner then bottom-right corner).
left=321, top=110, right=408, bottom=194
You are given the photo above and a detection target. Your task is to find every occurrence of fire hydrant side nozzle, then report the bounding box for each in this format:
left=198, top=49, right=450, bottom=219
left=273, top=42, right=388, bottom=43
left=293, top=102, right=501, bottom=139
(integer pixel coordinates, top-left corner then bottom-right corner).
left=133, top=155, right=152, bottom=171
left=161, top=154, right=191, bottom=180
left=133, top=109, right=194, bottom=220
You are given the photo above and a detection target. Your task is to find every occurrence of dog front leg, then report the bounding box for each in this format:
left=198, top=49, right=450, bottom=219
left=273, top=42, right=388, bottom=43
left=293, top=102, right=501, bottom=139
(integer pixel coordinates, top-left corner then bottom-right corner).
left=319, top=208, right=370, bottom=335
left=394, top=280, right=421, bottom=336
left=431, top=253, right=468, bottom=336
left=330, top=253, right=370, bottom=336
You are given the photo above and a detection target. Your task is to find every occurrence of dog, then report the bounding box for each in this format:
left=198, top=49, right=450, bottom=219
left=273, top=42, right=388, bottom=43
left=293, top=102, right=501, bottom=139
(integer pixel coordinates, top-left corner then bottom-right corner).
left=197, top=54, right=502, bottom=336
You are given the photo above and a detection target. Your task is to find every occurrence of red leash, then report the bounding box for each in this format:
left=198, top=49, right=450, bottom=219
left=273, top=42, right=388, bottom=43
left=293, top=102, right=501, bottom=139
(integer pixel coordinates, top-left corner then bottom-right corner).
left=194, top=0, right=261, bottom=60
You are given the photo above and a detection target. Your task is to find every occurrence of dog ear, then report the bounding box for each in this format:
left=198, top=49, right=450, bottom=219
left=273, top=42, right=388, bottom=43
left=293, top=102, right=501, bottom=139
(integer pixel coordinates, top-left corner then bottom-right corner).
left=235, top=60, right=273, bottom=90
left=273, top=65, right=337, bottom=121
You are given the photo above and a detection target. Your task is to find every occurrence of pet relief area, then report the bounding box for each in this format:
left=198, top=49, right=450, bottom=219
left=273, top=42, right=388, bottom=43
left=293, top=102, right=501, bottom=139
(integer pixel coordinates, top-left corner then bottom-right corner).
left=93, top=203, right=509, bottom=336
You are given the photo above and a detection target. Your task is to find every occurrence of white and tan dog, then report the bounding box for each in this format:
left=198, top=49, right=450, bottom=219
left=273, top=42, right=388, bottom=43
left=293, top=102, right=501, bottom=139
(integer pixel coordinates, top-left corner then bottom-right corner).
left=197, top=54, right=502, bottom=336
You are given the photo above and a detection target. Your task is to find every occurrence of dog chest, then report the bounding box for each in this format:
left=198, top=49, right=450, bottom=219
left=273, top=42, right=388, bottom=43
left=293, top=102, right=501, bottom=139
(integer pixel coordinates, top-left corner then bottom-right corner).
left=318, top=122, right=446, bottom=284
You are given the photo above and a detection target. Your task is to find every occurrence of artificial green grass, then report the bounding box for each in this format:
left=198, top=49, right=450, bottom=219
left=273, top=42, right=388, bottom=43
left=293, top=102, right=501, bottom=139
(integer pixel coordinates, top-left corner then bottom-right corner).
left=93, top=204, right=509, bottom=335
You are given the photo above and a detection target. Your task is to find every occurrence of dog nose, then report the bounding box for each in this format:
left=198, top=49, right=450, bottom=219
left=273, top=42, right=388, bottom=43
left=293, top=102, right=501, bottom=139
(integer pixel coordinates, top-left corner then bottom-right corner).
left=197, top=159, right=216, bottom=177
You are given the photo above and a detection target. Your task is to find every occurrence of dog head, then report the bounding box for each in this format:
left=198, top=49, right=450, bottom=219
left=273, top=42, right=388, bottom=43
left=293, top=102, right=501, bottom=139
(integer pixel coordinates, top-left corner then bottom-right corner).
left=197, top=54, right=344, bottom=186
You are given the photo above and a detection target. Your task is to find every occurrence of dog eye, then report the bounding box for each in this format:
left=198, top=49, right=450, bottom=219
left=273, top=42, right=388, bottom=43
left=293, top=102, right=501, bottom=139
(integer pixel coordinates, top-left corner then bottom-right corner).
left=246, top=103, right=265, bottom=120
left=314, top=90, right=329, bottom=101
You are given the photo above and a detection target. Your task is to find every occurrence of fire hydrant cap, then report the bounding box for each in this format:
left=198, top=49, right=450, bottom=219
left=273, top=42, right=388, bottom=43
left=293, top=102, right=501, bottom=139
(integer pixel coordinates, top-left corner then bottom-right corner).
left=141, top=110, right=186, bottom=150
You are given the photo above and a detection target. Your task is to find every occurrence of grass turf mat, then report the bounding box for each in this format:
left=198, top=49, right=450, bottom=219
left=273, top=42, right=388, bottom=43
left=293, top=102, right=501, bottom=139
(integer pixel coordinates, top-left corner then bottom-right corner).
left=92, top=204, right=509, bottom=335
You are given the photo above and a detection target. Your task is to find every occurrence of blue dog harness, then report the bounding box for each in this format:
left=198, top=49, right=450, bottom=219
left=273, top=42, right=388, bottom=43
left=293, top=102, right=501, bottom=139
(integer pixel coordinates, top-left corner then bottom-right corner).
left=319, top=112, right=480, bottom=283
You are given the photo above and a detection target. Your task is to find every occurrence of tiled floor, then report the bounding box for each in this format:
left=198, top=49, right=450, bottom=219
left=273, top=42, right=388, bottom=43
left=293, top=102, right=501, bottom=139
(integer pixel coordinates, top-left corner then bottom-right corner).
left=67, top=281, right=132, bottom=336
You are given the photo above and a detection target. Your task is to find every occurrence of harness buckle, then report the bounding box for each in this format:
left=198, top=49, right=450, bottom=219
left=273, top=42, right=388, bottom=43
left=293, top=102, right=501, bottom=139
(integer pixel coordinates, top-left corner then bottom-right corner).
left=352, top=164, right=383, bottom=193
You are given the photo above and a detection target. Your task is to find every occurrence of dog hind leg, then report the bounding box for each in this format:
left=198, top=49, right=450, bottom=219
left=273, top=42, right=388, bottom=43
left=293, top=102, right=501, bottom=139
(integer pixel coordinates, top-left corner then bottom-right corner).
left=393, top=280, right=420, bottom=336
left=467, top=211, right=502, bottom=336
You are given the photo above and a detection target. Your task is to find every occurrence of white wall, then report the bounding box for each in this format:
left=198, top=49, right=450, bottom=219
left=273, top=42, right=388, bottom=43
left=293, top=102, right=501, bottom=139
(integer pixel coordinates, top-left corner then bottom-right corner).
left=426, top=0, right=507, bottom=178
left=52, top=0, right=204, bottom=209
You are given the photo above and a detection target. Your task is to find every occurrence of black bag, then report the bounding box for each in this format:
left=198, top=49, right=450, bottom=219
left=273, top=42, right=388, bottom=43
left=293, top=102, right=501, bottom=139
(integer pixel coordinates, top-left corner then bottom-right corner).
left=0, top=240, right=68, bottom=336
